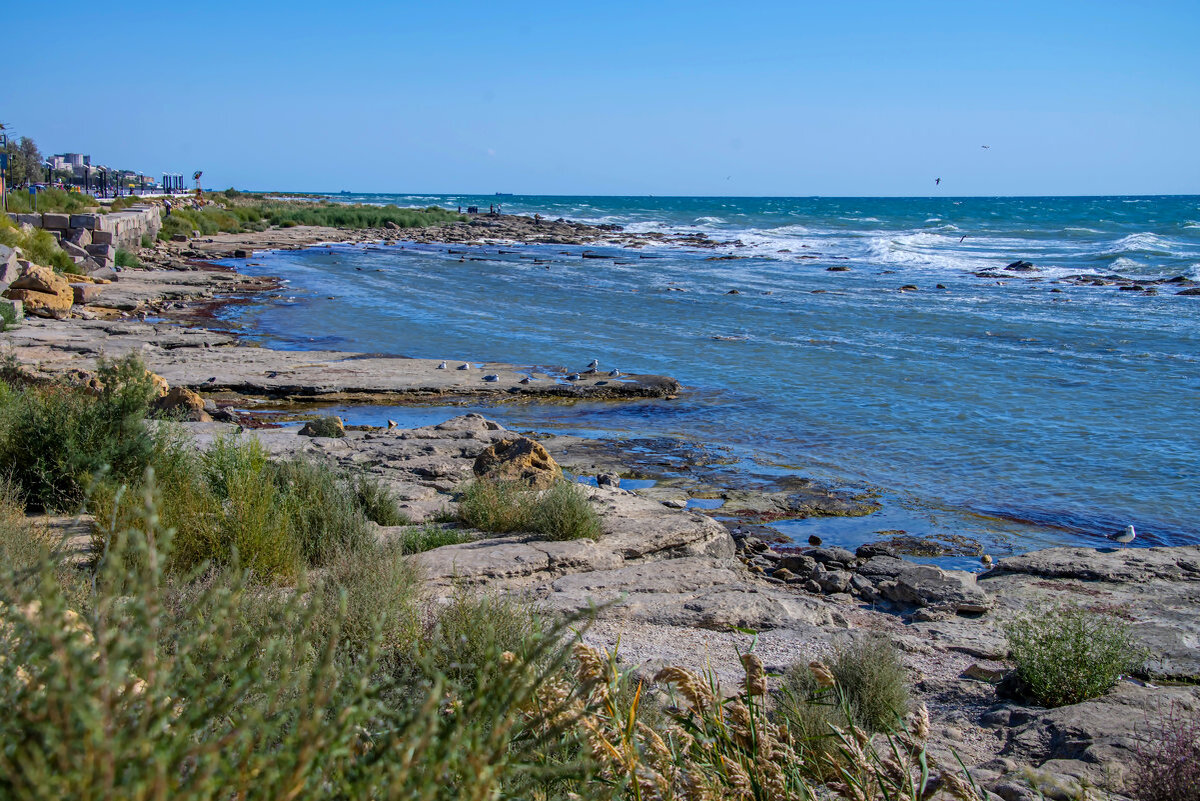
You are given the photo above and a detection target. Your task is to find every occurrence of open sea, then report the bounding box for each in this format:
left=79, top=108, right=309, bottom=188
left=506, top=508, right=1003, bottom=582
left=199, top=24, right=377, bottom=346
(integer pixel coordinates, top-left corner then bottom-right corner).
left=222, top=194, right=1200, bottom=561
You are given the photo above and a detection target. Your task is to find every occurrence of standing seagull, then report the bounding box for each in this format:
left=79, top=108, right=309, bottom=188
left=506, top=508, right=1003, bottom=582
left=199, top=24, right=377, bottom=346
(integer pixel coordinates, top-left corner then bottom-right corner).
left=587, top=359, right=599, bottom=369
left=1108, top=525, right=1137, bottom=547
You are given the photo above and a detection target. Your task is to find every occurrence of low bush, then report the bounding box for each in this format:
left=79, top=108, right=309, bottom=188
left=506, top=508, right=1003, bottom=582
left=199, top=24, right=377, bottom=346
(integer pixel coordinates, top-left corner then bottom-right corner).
left=0, top=301, right=18, bottom=331
left=398, top=522, right=473, bottom=553
left=315, top=540, right=422, bottom=652
left=1005, top=604, right=1145, bottom=708
left=0, top=477, right=584, bottom=800
left=0, top=215, right=79, bottom=273
left=457, top=478, right=533, bottom=533
left=778, top=634, right=910, bottom=772
left=457, top=478, right=601, bottom=541
left=353, top=472, right=410, bottom=525
left=114, top=247, right=141, bottom=268
left=140, top=233, right=153, bottom=248
left=528, top=480, right=602, bottom=541
left=0, top=353, right=158, bottom=512
left=3, top=188, right=98, bottom=214
left=1130, top=701, right=1200, bottom=801
left=268, top=455, right=372, bottom=566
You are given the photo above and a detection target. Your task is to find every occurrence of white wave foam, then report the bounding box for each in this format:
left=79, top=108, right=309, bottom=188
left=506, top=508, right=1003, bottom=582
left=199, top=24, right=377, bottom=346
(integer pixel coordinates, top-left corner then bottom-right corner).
left=695, top=216, right=727, bottom=225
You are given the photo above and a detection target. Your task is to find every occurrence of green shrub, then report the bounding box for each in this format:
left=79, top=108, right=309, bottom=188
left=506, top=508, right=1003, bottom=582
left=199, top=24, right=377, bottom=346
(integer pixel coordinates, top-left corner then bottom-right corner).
left=139, top=233, right=153, bottom=248
left=398, top=522, right=473, bottom=553
left=1005, top=604, right=1145, bottom=707
left=457, top=478, right=533, bottom=533
left=0, top=301, right=17, bottom=331
left=315, top=540, right=421, bottom=652
left=528, top=481, right=602, bottom=541
left=412, top=587, right=548, bottom=689
left=354, top=472, right=410, bottom=526
left=0, top=215, right=79, bottom=273
left=114, top=247, right=141, bottom=268
left=0, top=353, right=158, bottom=512
left=456, top=479, right=600, bottom=542
left=0, top=476, right=584, bottom=800
left=3, top=188, right=98, bottom=214
left=268, top=456, right=371, bottom=566
left=778, top=634, right=910, bottom=768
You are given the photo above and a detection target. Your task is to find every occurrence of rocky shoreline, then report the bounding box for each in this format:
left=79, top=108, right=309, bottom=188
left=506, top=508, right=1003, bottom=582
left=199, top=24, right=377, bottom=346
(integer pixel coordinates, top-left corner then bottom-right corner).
left=6, top=214, right=1199, bottom=799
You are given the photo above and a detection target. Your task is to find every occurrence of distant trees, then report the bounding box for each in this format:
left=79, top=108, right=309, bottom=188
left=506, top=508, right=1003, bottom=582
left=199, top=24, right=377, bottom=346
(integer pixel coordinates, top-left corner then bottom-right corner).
left=4, top=136, right=44, bottom=187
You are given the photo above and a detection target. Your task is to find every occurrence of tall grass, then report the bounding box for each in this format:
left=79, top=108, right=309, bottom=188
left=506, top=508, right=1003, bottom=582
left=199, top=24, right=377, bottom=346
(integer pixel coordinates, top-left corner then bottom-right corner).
left=0, top=353, right=159, bottom=512
left=156, top=195, right=463, bottom=241
left=457, top=478, right=601, bottom=541
left=0, top=214, right=79, bottom=273
left=3, top=188, right=98, bottom=214
left=0, top=475, right=588, bottom=800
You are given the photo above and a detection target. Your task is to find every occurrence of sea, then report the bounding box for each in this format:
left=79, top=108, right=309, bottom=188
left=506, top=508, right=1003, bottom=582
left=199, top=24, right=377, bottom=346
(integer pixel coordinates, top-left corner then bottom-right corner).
left=219, top=194, right=1200, bottom=563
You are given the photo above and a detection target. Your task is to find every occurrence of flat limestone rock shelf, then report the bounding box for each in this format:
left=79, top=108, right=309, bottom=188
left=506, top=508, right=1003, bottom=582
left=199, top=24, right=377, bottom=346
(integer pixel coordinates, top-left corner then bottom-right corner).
left=2, top=318, right=681, bottom=401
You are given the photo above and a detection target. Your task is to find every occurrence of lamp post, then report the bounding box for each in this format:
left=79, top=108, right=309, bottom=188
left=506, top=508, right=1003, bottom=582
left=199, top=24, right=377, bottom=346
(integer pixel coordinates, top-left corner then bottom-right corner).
left=44, top=161, right=52, bottom=187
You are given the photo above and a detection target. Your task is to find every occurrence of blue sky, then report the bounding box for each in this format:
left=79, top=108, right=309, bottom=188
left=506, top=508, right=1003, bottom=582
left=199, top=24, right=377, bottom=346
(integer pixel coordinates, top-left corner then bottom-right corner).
left=5, top=1, right=1198, bottom=195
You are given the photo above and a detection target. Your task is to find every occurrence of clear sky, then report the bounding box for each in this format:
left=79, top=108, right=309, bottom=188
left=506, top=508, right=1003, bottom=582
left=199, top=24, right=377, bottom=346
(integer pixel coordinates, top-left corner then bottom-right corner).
left=5, top=0, right=1198, bottom=196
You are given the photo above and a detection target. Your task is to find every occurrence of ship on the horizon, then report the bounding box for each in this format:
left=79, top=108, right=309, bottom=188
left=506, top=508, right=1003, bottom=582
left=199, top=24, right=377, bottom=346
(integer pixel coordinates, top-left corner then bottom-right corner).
left=495, top=192, right=512, bottom=196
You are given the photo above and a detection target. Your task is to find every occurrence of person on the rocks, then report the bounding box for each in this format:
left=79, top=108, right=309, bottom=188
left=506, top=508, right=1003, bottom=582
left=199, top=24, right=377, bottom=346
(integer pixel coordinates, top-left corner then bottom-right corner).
left=164, top=198, right=173, bottom=217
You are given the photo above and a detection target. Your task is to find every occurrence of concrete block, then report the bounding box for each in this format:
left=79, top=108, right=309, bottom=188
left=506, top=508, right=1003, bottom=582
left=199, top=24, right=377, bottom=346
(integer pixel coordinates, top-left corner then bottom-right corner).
left=70, top=214, right=101, bottom=230
left=86, top=243, right=116, bottom=261
left=61, top=240, right=89, bottom=259
left=70, top=283, right=104, bottom=304
left=15, top=213, right=43, bottom=227
left=42, top=213, right=69, bottom=230
left=67, top=227, right=93, bottom=247
left=91, top=230, right=114, bottom=246
left=87, top=266, right=119, bottom=282
left=0, top=245, right=19, bottom=291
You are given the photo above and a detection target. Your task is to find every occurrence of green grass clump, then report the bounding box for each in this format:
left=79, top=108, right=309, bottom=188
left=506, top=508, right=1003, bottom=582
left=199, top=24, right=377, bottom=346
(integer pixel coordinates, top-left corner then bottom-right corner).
left=457, top=478, right=533, bottom=533
left=0, top=353, right=158, bottom=512
left=457, top=478, right=601, bottom=541
left=1005, top=604, right=1145, bottom=708
left=397, top=523, right=474, bottom=554
left=0, top=476, right=584, bottom=800
left=354, top=472, right=410, bottom=525
left=3, top=188, right=98, bottom=214
left=528, top=481, right=602, bottom=541
left=0, top=301, right=18, bottom=331
left=777, top=634, right=910, bottom=770
left=268, top=455, right=372, bottom=566
left=0, top=215, right=79, bottom=274
left=114, top=247, right=141, bottom=268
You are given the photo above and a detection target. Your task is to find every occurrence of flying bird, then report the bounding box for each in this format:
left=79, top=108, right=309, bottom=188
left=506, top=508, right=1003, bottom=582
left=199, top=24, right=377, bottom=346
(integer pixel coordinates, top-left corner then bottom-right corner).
left=981, top=145, right=991, bottom=149
left=935, top=178, right=941, bottom=186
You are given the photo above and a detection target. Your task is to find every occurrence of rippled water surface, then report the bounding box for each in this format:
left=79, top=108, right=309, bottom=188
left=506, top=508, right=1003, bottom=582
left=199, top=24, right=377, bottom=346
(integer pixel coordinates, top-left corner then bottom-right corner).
left=223, top=194, right=1200, bottom=553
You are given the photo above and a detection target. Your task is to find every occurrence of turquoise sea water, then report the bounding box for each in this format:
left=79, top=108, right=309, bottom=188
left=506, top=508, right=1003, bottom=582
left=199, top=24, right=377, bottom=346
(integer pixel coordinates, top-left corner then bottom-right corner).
left=222, top=194, right=1200, bottom=556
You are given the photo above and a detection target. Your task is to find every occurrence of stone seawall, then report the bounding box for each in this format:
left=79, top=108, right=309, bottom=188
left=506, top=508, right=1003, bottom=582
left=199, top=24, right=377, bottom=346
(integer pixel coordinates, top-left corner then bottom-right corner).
left=8, top=205, right=162, bottom=253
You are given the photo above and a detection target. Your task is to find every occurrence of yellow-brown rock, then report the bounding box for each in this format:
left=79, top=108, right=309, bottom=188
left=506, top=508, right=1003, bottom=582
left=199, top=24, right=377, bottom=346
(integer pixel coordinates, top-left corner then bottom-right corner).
left=2, top=265, right=74, bottom=319
left=155, top=385, right=211, bottom=421
left=473, top=436, right=562, bottom=490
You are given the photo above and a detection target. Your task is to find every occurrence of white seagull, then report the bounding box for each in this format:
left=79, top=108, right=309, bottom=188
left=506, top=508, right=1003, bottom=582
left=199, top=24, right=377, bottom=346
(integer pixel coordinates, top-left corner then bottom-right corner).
left=587, top=359, right=599, bottom=369
left=1108, top=525, right=1137, bottom=547
left=437, top=361, right=447, bottom=369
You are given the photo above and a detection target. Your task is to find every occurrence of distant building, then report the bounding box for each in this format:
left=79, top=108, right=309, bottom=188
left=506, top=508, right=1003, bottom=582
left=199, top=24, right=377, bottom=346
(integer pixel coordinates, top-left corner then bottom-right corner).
left=51, top=153, right=91, bottom=171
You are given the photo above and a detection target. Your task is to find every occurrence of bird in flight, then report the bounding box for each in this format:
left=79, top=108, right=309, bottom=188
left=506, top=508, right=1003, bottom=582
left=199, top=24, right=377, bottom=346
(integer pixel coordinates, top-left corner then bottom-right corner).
left=935, top=178, right=941, bottom=185
left=981, top=145, right=991, bottom=149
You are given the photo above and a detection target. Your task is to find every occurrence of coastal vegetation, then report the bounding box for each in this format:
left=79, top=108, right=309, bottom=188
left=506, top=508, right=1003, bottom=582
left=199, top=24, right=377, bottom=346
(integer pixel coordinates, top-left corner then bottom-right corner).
left=156, top=190, right=465, bottom=241
left=0, top=352, right=985, bottom=799
left=778, top=634, right=911, bottom=776
left=3, top=187, right=99, bottom=214
left=0, top=214, right=80, bottom=273
left=457, top=477, right=602, bottom=541
left=1005, top=604, right=1145, bottom=708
